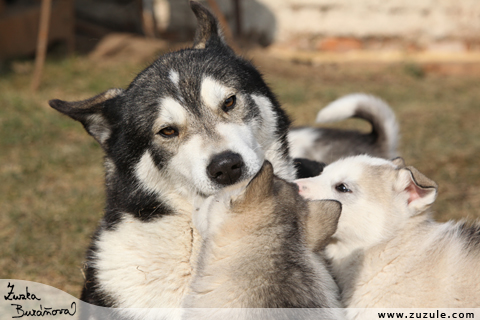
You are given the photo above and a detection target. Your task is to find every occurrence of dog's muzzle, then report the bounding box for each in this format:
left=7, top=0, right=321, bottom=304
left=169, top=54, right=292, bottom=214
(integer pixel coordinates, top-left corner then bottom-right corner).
left=207, top=151, right=244, bottom=186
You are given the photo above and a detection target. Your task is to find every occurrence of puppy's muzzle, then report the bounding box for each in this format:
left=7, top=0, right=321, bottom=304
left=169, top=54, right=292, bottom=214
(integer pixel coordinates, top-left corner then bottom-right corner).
left=207, top=151, right=244, bottom=186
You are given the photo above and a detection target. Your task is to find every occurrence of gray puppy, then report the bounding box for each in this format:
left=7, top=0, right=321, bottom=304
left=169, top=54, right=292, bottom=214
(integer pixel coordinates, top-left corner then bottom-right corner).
left=183, top=161, right=344, bottom=319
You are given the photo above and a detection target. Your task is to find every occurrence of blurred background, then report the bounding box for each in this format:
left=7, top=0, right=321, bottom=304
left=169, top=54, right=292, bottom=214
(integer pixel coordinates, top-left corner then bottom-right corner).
left=1, top=0, right=480, bottom=297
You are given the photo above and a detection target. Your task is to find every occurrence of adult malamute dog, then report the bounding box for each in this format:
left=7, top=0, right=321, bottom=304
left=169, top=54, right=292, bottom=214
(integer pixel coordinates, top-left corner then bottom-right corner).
left=296, top=156, right=480, bottom=315
left=49, top=1, right=299, bottom=317
left=289, top=94, right=399, bottom=164
left=184, top=161, right=343, bottom=318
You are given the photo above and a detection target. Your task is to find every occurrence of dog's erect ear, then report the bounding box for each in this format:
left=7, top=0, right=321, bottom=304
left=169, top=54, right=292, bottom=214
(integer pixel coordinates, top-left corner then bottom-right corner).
left=190, top=1, right=226, bottom=49
left=391, top=157, right=406, bottom=168
left=305, top=200, right=342, bottom=252
left=49, top=88, right=123, bottom=146
left=395, top=166, right=438, bottom=214
left=241, top=161, right=275, bottom=204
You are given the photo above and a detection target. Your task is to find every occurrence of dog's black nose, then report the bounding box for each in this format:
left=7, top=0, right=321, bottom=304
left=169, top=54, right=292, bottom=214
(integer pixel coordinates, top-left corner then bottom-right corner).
left=207, top=152, right=244, bottom=185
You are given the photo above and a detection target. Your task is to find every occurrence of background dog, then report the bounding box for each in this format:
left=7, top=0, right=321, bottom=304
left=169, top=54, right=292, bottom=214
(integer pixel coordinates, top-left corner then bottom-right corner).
left=48, top=2, right=302, bottom=318
left=183, top=161, right=343, bottom=319
left=296, top=155, right=480, bottom=315
left=289, top=93, right=399, bottom=164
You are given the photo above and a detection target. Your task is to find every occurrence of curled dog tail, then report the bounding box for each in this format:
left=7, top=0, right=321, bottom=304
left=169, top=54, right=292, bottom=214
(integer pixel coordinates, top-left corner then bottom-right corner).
left=316, top=93, right=399, bottom=158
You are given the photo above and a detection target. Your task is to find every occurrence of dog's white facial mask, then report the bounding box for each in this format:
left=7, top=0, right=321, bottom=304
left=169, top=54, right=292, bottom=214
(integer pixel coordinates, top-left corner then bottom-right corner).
left=295, top=155, right=438, bottom=257
left=134, top=76, right=284, bottom=203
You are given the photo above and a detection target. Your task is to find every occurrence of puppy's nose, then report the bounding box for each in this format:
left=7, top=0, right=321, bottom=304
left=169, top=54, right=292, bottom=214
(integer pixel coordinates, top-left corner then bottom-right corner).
left=295, top=180, right=309, bottom=195
left=207, top=151, right=244, bottom=185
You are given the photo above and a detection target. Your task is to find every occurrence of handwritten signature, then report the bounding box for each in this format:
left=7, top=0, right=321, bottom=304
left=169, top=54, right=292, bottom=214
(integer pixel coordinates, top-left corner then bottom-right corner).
left=4, top=282, right=76, bottom=318
left=4, top=282, right=41, bottom=301
left=10, top=303, right=76, bottom=318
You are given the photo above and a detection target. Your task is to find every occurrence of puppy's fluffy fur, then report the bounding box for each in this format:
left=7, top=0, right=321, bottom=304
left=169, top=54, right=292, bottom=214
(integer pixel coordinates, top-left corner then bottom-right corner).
left=296, top=155, right=480, bottom=314
left=183, top=161, right=344, bottom=319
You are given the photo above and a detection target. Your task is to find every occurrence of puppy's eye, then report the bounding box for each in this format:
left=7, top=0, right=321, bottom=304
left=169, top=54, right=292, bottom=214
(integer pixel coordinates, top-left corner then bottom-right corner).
left=158, top=127, right=179, bottom=138
left=222, top=95, right=236, bottom=112
left=335, top=183, right=351, bottom=193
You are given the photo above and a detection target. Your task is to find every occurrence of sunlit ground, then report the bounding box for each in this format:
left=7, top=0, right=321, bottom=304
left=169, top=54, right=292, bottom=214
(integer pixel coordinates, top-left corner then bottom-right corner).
left=1, top=50, right=479, bottom=297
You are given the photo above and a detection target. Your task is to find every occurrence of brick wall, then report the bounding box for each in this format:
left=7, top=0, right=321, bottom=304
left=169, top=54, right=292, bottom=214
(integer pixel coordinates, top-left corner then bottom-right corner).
left=262, top=0, right=480, bottom=52
left=153, top=0, right=480, bottom=52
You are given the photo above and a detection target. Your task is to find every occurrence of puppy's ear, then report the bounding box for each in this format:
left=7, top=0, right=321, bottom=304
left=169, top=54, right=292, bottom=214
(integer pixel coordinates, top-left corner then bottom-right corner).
left=394, top=166, right=438, bottom=214
left=241, top=161, right=274, bottom=204
left=305, top=200, right=342, bottom=252
left=49, top=88, right=123, bottom=147
left=391, top=157, right=406, bottom=168
left=190, top=1, right=226, bottom=49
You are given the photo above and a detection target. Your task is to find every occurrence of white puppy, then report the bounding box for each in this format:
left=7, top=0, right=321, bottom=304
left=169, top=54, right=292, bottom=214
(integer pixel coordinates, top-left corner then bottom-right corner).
left=296, top=155, right=480, bottom=314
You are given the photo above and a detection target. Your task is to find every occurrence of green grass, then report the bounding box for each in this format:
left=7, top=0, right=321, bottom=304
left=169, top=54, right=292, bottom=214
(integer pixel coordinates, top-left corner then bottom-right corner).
left=0, top=57, right=145, bottom=295
left=1, top=54, right=479, bottom=297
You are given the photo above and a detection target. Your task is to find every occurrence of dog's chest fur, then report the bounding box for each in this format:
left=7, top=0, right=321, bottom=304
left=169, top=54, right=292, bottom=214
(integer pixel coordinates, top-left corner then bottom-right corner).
left=93, top=210, right=202, bottom=308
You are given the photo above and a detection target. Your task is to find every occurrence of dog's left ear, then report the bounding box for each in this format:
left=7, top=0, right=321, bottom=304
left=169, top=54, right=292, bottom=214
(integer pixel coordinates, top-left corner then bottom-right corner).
left=230, top=161, right=274, bottom=208
left=394, top=166, right=438, bottom=214
left=242, top=161, right=275, bottom=203
left=305, top=200, right=342, bottom=252
left=190, top=1, right=227, bottom=49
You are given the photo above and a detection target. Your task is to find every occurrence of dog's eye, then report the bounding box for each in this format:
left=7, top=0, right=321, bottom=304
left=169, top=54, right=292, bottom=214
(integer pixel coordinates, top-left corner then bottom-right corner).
left=158, top=127, right=179, bottom=138
left=335, top=183, right=351, bottom=193
left=222, top=95, right=236, bottom=112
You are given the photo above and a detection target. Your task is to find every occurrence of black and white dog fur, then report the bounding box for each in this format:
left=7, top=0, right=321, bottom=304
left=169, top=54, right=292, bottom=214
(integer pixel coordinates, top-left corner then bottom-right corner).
left=289, top=93, right=399, bottom=164
left=48, top=2, right=318, bottom=318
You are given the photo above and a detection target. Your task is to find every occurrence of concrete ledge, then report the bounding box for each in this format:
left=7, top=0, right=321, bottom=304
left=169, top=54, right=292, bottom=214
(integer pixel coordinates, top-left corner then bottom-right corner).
left=267, top=47, right=480, bottom=65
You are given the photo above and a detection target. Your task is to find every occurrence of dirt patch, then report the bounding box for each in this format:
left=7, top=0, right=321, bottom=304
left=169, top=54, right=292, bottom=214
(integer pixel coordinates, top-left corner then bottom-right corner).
left=88, top=33, right=188, bottom=65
